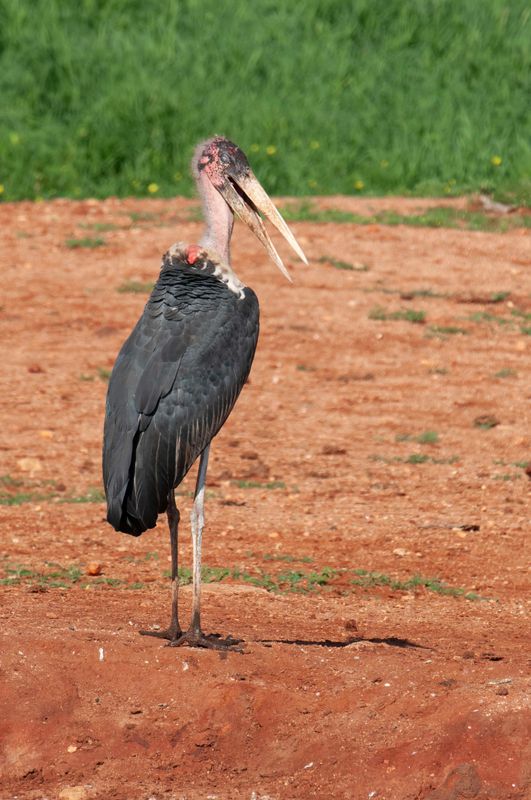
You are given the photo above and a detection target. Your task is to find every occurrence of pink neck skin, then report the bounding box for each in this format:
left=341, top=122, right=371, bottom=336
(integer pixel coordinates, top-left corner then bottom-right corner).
left=197, top=171, right=234, bottom=264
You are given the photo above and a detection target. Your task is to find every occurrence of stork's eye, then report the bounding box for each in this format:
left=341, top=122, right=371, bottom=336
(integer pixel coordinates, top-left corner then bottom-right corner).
left=219, top=151, right=231, bottom=165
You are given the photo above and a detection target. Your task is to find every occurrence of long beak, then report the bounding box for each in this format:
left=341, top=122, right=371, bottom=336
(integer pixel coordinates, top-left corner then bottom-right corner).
left=217, top=170, right=308, bottom=281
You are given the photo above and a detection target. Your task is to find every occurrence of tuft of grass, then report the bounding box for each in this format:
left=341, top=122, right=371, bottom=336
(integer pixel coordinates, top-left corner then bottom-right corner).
left=60, top=488, right=106, bottom=504
left=129, top=211, right=162, bottom=223
left=0, top=491, right=53, bottom=506
left=427, top=325, right=468, bottom=337
left=490, top=291, right=511, bottom=303
left=369, top=307, right=426, bottom=324
left=494, top=368, right=517, bottom=378
left=117, top=280, right=154, bottom=294
left=97, top=367, right=111, bottom=382
left=81, top=222, right=122, bottom=232
left=397, top=431, right=440, bottom=444
left=351, top=570, right=482, bottom=600
left=282, top=204, right=531, bottom=231
left=318, top=255, right=369, bottom=272
left=234, top=480, right=286, bottom=490
left=468, top=311, right=511, bottom=325
left=65, top=237, right=106, bottom=249
left=369, top=453, right=459, bottom=465
left=406, top=453, right=430, bottom=464
left=416, top=430, right=439, bottom=444
left=0, top=474, right=24, bottom=488
left=262, top=552, right=314, bottom=564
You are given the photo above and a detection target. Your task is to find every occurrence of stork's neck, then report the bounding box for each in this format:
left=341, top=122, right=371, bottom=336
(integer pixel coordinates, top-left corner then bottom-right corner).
left=197, top=171, right=234, bottom=264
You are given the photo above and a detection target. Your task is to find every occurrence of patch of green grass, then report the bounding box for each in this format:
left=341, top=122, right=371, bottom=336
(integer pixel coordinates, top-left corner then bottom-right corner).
left=0, top=474, right=24, bottom=488
left=406, top=453, right=430, bottom=464
left=369, top=453, right=459, bottom=465
left=317, top=255, right=369, bottom=272
left=0, top=483, right=105, bottom=506
left=494, top=368, right=517, bottom=378
left=0, top=491, right=54, bottom=506
left=369, top=306, right=426, bottom=324
left=262, top=553, right=314, bottom=564
left=129, top=211, right=162, bottom=223
left=468, top=311, right=511, bottom=325
left=0, top=3, right=530, bottom=202
left=234, top=480, right=286, bottom=490
left=65, top=237, right=106, bottom=249
left=117, top=280, right=154, bottom=294
left=97, top=367, right=111, bottom=382
left=490, top=291, right=511, bottom=303
left=427, top=325, right=468, bottom=337
left=79, top=373, right=95, bottom=382
left=81, top=222, right=122, bottom=232
left=0, top=562, right=84, bottom=588
left=351, top=570, right=482, bottom=600
left=397, top=431, right=439, bottom=444
left=520, top=326, right=531, bottom=336
left=492, top=472, right=522, bottom=481
left=282, top=204, right=531, bottom=231
left=60, top=488, right=106, bottom=504
left=416, top=430, right=439, bottom=444
left=401, top=288, right=448, bottom=299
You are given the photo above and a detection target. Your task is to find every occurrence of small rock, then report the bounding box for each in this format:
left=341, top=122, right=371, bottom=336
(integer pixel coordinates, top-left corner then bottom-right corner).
left=38, top=429, right=54, bottom=439
left=496, top=686, right=509, bottom=696
left=66, top=745, right=78, bottom=753
left=393, top=547, right=408, bottom=557
left=28, top=364, right=45, bottom=374
left=17, top=457, right=41, bottom=474
left=86, top=562, right=103, bottom=576
left=58, top=786, right=86, bottom=800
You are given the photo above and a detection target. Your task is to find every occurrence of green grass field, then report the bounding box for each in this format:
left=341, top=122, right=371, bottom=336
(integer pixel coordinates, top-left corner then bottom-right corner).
left=0, top=0, right=529, bottom=202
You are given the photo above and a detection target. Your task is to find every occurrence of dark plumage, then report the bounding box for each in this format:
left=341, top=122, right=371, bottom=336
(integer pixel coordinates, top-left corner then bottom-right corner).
left=103, top=250, right=259, bottom=535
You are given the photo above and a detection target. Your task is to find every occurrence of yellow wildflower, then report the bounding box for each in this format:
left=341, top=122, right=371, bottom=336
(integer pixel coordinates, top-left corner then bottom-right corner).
left=354, top=180, right=365, bottom=190
left=308, top=179, right=318, bottom=189
left=490, top=155, right=502, bottom=166
left=250, top=144, right=260, bottom=153
left=0, top=183, right=4, bottom=194
left=9, top=133, right=20, bottom=145
left=147, top=182, right=159, bottom=194
left=310, top=140, right=320, bottom=150
left=266, top=145, right=277, bottom=156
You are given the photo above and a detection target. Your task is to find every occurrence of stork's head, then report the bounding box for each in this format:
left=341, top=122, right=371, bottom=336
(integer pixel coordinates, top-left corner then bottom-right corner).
left=193, top=136, right=307, bottom=280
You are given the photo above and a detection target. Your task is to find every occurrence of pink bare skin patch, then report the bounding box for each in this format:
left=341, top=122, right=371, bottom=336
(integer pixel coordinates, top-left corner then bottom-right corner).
left=186, top=245, right=202, bottom=264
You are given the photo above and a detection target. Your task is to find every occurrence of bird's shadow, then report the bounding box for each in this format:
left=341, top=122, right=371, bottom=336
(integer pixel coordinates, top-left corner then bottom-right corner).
left=254, top=635, right=430, bottom=650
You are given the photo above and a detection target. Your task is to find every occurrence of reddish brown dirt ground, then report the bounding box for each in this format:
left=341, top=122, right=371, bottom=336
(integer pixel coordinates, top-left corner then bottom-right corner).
left=0, top=196, right=529, bottom=800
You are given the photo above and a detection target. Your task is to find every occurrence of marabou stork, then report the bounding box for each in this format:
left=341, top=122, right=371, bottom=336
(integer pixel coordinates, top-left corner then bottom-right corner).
left=103, top=136, right=307, bottom=650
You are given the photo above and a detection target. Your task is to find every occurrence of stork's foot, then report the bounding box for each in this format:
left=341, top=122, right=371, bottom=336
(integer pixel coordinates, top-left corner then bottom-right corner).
left=139, top=623, right=182, bottom=641
left=167, top=628, right=243, bottom=652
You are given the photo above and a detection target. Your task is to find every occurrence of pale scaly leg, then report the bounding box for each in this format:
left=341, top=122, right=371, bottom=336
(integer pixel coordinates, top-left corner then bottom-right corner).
left=168, top=445, right=242, bottom=651
left=139, top=490, right=182, bottom=640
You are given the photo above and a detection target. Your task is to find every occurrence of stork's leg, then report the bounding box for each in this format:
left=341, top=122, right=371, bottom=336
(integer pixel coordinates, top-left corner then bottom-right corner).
left=168, top=445, right=242, bottom=652
left=139, top=491, right=182, bottom=640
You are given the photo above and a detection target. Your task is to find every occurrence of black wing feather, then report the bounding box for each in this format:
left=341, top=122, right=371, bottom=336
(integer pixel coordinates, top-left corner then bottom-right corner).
left=103, top=255, right=259, bottom=536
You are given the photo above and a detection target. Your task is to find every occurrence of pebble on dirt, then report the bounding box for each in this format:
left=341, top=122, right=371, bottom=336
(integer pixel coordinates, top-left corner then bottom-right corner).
left=86, top=562, right=103, bottom=576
